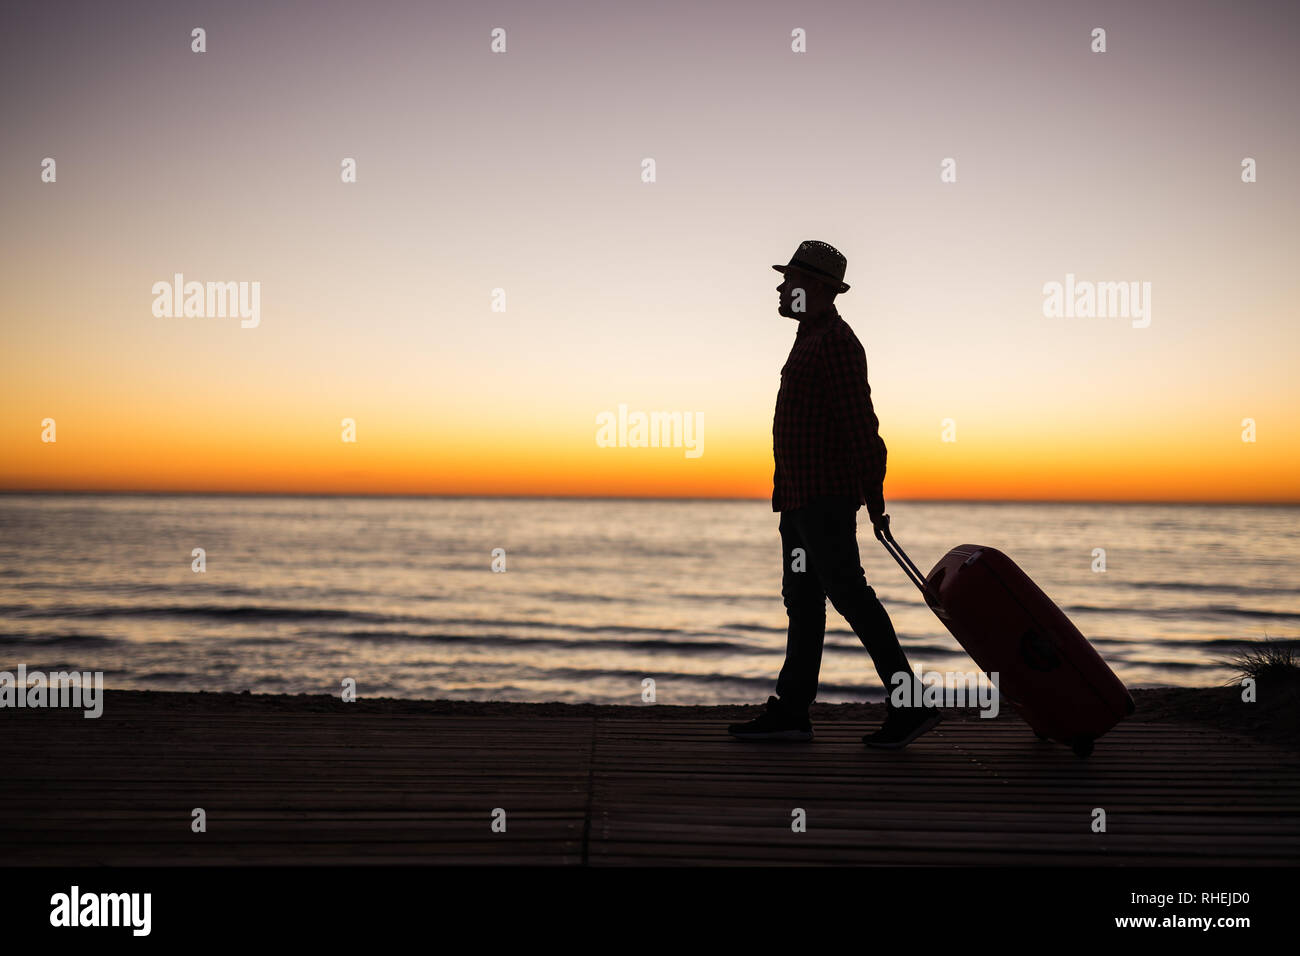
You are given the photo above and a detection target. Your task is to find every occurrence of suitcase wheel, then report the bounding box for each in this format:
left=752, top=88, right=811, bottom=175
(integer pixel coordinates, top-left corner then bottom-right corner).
left=1069, top=736, right=1095, bottom=758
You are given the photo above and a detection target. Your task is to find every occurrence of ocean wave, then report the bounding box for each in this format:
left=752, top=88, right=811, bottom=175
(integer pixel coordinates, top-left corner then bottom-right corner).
left=1063, top=603, right=1300, bottom=621
left=335, top=629, right=768, bottom=655
left=0, top=632, right=120, bottom=647
left=1130, top=636, right=1300, bottom=649
left=1122, top=580, right=1300, bottom=597
left=4, top=603, right=401, bottom=623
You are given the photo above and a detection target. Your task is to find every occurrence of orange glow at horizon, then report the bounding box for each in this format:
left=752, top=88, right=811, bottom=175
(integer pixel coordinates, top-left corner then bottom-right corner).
left=4, top=410, right=1296, bottom=503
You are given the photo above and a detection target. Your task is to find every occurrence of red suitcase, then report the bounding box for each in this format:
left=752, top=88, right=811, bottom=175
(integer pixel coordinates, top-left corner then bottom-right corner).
left=876, top=523, right=1134, bottom=756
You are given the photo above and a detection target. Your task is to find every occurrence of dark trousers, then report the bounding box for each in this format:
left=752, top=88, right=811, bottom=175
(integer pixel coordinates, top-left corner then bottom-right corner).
left=775, top=495, right=920, bottom=715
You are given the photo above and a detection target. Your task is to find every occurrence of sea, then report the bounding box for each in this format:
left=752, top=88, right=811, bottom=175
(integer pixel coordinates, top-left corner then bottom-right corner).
left=0, top=495, right=1296, bottom=704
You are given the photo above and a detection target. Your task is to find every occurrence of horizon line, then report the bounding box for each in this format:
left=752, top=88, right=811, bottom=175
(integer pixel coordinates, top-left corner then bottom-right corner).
left=0, top=489, right=1296, bottom=507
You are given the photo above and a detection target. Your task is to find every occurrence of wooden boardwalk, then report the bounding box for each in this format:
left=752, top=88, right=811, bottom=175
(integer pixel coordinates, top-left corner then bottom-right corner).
left=3, top=698, right=1299, bottom=866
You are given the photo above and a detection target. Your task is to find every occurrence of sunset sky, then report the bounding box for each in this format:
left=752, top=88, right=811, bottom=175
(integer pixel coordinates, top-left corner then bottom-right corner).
left=2, top=0, right=1297, bottom=502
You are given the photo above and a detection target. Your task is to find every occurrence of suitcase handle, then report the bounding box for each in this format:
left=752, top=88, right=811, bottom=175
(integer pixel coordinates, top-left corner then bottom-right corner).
left=874, top=518, right=945, bottom=612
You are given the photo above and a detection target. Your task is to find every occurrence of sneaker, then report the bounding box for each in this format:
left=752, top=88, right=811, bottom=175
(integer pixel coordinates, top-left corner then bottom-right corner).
left=728, top=696, right=813, bottom=741
left=863, top=706, right=942, bottom=750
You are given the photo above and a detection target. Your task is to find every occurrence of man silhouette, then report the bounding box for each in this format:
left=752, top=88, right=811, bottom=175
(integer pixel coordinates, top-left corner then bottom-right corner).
left=728, top=240, right=941, bottom=749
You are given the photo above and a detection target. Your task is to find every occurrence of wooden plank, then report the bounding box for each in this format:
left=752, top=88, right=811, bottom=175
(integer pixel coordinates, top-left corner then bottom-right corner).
left=2, top=696, right=1297, bottom=866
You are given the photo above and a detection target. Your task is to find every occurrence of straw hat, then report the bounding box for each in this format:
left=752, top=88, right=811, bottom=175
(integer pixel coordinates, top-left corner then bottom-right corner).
left=772, top=240, right=850, bottom=293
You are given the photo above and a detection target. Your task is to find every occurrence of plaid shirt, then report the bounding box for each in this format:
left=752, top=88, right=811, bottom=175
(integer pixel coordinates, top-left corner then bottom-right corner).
left=772, top=306, right=887, bottom=513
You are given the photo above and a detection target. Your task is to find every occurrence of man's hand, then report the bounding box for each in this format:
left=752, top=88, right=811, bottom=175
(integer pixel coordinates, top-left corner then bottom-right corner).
left=867, top=492, right=889, bottom=537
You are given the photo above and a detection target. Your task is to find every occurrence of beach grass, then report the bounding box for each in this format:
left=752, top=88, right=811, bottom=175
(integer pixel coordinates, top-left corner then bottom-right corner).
left=1215, top=635, right=1300, bottom=688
